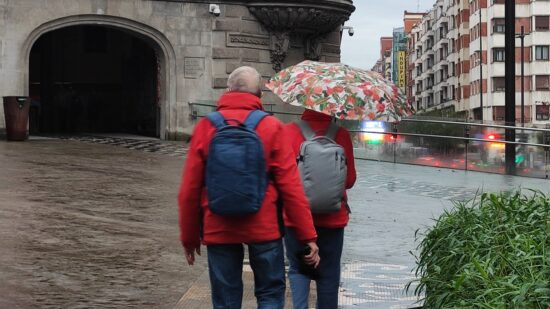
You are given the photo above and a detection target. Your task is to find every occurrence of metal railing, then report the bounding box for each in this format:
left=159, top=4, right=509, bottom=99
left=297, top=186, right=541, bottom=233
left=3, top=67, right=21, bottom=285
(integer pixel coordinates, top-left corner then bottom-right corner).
left=189, top=101, right=550, bottom=179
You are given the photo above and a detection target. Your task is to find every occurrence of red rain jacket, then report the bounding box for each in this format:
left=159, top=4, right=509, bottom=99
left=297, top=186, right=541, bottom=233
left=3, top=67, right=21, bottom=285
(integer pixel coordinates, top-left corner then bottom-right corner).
left=283, top=109, right=357, bottom=228
left=178, top=92, right=317, bottom=251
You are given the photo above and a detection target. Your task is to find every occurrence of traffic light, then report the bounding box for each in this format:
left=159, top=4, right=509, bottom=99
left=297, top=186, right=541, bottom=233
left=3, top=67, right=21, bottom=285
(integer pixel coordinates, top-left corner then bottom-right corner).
left=485, top=133, right=501, bottom=141
left=484, top=132, right=504, bottom=149
left=515, top=133, right=528, bottom=165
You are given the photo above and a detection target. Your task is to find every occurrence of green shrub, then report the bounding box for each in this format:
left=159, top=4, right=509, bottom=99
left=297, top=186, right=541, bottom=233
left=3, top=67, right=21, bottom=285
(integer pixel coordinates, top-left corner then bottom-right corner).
left=409, top=190, right=550, bottom=308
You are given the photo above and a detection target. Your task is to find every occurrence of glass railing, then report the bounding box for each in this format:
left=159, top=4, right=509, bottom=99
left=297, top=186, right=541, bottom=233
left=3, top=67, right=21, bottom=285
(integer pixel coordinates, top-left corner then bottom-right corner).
left=351, top=119, right=550, bottom=179
left=188, top=101, right=550, bottom=179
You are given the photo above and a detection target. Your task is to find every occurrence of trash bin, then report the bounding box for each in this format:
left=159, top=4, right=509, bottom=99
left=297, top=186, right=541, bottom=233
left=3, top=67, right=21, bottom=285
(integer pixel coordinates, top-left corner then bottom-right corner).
left=3, top=96, right=30, bottom=141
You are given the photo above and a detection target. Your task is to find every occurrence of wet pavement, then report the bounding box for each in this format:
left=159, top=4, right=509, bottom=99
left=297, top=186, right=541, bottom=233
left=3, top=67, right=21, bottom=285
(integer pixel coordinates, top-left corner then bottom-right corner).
left=0, top=136, right=204, bottom=309
left=1, top=136, right=549, bottom=308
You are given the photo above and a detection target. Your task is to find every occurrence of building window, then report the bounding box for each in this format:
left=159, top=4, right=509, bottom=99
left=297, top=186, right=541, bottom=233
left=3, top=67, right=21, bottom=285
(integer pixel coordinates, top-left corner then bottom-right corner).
left=493, top=18, right=505, bottom=33
left=535, top=16, right=550, bottom=31
left=493, top=77, right=505, bottom=92
left=536, top=75, right=550, bottom=90
left=536, top=105, right=550, bottom=120
left=535, top=46, right=550, bottom=60
left=492, top=0, right=505, bottom=4
left=493, top=106, right=505, bottom=121
left=493, top=48, right=505, bottom=62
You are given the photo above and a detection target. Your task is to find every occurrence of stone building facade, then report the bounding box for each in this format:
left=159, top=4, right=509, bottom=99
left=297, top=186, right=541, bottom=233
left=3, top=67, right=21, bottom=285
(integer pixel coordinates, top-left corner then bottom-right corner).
left=0, top=0, right=354, bottom=139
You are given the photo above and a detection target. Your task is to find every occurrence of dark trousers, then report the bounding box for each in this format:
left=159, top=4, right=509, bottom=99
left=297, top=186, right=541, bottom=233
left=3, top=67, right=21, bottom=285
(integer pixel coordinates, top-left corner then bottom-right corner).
left=207, top=239, right=286, bottom=309
left=285, top=227, right=344, bottom=309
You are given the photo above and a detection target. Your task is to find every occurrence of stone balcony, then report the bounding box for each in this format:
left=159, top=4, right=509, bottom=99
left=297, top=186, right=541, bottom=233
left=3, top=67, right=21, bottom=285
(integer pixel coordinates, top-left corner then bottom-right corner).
left=247, top=0, right=355, bottom=35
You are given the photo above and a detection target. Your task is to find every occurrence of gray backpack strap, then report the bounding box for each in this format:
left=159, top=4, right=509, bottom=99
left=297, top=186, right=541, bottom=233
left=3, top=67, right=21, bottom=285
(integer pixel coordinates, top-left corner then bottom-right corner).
left=297, top=120, right=316, bottom=140
left=325, top=123, right=340, bottom=141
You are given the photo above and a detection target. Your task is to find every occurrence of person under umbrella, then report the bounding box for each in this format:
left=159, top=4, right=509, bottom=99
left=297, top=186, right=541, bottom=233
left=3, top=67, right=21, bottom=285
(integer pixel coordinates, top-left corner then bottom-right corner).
left=267, top=60, right=413, bottom=308
left=282, top=108, right=356, bottom=309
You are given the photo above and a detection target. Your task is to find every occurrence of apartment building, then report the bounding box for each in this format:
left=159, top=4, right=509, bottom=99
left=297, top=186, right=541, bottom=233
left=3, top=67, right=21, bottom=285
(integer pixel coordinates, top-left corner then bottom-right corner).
left=373, top=13, right=423, bottom=98
left=410, top=0, right=550, bottom=125
left=405, top=12, right=426, bottom=101
left=410, top=0, right=471, bottom=114
left=372, top=37, right=394, bottom=81
left=480, top=0, right=550, bottom=124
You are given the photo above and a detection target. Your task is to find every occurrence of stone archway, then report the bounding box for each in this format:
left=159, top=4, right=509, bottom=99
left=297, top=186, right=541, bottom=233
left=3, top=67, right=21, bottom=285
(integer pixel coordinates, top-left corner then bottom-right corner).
left=21, top=15, right=177, bottom=139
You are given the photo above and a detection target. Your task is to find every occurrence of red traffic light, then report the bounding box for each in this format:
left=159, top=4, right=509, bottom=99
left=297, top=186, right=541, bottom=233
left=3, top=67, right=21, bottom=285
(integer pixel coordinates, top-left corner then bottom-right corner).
left=485, top=133, right=500, bottom=140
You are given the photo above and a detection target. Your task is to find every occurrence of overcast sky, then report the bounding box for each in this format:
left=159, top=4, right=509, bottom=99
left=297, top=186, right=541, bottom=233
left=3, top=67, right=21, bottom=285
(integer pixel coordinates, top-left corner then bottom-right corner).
left=341, top=0, right=434, bottom=70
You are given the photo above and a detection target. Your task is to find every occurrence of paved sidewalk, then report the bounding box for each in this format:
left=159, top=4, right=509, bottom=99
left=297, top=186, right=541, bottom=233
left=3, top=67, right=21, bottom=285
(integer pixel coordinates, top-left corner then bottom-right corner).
left=1, top=136, right=548, bottom=308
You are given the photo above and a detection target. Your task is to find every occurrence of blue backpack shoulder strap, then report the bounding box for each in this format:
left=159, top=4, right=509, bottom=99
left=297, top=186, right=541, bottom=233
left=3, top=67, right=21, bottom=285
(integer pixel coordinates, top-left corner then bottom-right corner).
left=243, top=110, right=269, bottom=130
left=206, top=112, right=226, bottom=130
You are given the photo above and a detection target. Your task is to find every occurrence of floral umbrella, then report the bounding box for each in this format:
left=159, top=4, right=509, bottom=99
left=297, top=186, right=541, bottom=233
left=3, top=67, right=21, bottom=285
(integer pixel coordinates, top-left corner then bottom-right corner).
left=266, top=60, right=415, bottom=122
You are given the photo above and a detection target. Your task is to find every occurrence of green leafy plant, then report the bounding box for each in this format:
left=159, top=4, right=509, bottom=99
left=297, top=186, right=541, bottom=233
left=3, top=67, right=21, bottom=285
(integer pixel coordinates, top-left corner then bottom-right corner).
left=408, top=190, right=550, bottom=308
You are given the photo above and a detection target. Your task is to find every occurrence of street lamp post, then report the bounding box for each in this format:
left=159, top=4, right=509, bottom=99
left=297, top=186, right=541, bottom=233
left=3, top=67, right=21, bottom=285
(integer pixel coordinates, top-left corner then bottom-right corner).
left=515, top=26, right=529, bottom=168
left=504, top=0, right=516, bottom=175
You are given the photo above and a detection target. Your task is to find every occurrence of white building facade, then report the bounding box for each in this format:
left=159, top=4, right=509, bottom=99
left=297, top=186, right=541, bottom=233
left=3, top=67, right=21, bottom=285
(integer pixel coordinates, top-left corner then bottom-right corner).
left=410, top=0, right=550, bottom=126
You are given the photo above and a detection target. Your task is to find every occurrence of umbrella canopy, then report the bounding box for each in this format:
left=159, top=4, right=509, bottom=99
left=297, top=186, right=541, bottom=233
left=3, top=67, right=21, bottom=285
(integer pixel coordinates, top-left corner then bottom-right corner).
left=266, top=60, right=415, bottom=122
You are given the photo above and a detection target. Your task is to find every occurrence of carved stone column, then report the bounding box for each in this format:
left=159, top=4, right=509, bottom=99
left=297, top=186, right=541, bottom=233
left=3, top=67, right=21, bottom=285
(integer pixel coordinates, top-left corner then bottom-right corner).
left=270, top=32, right=290, bottom=72
left=304, top=35, right=323, bottom=61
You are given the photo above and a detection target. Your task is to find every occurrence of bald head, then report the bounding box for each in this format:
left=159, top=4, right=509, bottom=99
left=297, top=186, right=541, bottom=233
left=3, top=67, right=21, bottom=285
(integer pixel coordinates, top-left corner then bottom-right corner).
left=227, top=66, right=262, bottom=97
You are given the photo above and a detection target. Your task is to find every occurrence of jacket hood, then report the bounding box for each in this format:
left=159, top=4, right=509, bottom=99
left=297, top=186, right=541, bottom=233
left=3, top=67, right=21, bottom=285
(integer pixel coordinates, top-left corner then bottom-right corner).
left=217, top=92, right=263, bottom=111
left=301, top=109, right=333, bottom=121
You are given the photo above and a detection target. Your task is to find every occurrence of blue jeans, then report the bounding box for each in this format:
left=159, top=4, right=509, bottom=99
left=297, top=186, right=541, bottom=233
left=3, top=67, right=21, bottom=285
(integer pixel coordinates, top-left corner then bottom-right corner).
left=284, top=227, right=344, bottom=309
left=207, top=239, right=286, bottom=309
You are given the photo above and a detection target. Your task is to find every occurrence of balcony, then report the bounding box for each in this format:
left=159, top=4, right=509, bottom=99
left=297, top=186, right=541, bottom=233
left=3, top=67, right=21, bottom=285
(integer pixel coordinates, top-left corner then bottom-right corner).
left=424, top=85, right=434, bottom=93
left=438, top=37, right=449, bottom=45
left=426, top=66, right=435, bottom=74
left=248, top=0, right=355, bottom=35
left=420, top=51, right=430, bottom=62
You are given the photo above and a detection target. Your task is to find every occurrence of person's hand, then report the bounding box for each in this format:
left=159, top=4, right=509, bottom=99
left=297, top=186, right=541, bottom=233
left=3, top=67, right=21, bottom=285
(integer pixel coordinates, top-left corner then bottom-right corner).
left=304, top=242, right=320, bottom=268
left=183, top=243, right=201, bottom=266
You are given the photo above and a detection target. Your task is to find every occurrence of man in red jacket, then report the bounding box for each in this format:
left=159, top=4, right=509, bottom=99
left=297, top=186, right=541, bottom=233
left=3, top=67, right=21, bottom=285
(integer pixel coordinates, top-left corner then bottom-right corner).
left=178, top=66, right=320, bottom=309
left=283, top=109, right=357, bottom=309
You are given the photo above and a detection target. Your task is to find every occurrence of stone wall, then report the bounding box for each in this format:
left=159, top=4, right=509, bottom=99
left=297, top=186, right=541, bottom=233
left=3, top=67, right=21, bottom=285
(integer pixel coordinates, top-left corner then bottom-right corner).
left=0, top=0, right=350, bottom=140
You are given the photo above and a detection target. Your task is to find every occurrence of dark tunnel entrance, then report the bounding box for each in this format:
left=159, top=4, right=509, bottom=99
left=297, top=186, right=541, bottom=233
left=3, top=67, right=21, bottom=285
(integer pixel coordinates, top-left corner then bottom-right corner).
left=29, top=25, right=160, bottom=137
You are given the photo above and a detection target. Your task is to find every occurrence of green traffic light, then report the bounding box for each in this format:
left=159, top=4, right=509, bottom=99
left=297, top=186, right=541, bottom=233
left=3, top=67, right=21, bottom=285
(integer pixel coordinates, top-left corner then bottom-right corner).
left=515, top=154, right=525, bottom=164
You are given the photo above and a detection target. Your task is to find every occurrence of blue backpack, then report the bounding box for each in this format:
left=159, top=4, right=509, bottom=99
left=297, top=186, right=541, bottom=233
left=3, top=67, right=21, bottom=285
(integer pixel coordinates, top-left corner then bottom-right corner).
left=205, top=110, right=270, bottom=216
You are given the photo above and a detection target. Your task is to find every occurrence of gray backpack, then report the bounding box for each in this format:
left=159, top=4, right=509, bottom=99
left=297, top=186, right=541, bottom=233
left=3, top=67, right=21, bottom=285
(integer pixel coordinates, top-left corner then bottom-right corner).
left=297, top=121, right=347, bottom=214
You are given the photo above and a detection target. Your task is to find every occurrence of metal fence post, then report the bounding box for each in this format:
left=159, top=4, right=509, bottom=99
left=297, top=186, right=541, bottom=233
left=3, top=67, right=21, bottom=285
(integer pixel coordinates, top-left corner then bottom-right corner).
left=545, top=132, right=550, bottom=179
left=464, top=125, right=470, bottom=171
left=392, top=123, right=398, bottom=164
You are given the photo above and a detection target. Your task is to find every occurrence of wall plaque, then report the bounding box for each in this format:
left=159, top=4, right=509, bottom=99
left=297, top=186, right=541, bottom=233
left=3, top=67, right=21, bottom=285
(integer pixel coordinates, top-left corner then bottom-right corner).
left=226, top=33, right=270, bottom=50
left=184, top=57, right=205, bottom=79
